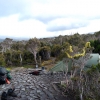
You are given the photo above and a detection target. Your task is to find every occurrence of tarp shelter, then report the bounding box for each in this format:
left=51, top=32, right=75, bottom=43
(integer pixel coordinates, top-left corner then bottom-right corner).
left=49, top=53, right=100, bottom=72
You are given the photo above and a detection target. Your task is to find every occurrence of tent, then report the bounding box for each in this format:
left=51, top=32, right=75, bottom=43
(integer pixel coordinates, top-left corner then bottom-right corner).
left=49, top=53, right=100, bottom=72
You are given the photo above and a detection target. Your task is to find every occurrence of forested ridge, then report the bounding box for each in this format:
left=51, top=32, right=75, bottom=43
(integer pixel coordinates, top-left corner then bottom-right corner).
left=0, top=31, right=100, bottom=100
left=0, top=31, right=100, bottom=67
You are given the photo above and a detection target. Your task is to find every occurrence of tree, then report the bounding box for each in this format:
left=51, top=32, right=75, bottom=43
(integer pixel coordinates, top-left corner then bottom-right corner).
left=63, top=42, right=92, bottom=100
left=94, top=31, right=100, bottom=40
left=26, top=37, right=40, bottom=68
left=68, top=33, right=82, bottom=46
left=90, top=39, right=100, bottom=54
left=39, top=46, right=51, bottom=60
left=0, top=38, right=13, bottom=54
left=11, top=41, right=26, bottom=66
left=51, top=44, right=62, bottom=57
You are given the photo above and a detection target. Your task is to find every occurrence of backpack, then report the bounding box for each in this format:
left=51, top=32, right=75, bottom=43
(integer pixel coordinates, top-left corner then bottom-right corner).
left=0, top=67, right=12, bottom=85
left=0, top=74, right=6, bottom=85
left=0, top=67, right=7, bottom=85
left=0, top=67, right=7, bottom=75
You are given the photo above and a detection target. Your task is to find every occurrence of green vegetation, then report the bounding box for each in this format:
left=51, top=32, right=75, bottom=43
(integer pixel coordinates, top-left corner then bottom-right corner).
left=0, top=32, right=100, bottom=68
left=90, top=40, right=100, bottom=54
left=0, top=32, right=100, bottom=100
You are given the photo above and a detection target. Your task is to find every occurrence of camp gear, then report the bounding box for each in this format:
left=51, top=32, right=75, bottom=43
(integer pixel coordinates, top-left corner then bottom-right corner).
left=7, top=88, right=17, bottom=97
left=0, top=67, right=12, bottom=85
left=29, top=70, right=40, bottom=75
left=6, top=72, right=12, bottom=80
left=6, top=78, right=10, bottom=84
left=0, top=74, right=6, bottom=85
left=41, top=66, right=45, bottom=70
left=1, top=92, right=7, bottom=100
left=0, top=67, right=7, bottom=75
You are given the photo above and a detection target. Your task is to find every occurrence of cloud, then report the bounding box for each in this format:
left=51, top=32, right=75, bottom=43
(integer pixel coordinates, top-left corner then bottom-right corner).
left=0, top=0, right=100, bottom=39
left=0, top=14, right=100, bottom=39
left=0, top=14, right=47, bottom=38
left=46, top=18, right=89, bottom=32
left=28, top=0, right=100, bottom=23
left=0, top=0, right=100, bottom=24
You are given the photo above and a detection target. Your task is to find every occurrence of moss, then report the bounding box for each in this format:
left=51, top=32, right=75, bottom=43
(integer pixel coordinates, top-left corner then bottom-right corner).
left=41, top=60, right=53, bottom=66
left=23, top=65, right=35, bottom=68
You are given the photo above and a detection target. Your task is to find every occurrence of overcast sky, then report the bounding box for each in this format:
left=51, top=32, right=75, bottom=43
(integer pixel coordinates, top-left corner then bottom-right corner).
left=0, top=0, right=100, bottom=39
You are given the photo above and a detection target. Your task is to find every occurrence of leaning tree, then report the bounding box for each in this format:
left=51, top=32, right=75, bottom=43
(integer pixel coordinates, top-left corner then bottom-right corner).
left=26, top=37, right=40, bottom=68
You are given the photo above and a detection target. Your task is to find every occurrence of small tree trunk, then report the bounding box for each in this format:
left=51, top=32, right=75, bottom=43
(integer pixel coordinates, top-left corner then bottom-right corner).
left=20, top=53, right=22, bottom=66
left=33, top=52, right=38, bottom=68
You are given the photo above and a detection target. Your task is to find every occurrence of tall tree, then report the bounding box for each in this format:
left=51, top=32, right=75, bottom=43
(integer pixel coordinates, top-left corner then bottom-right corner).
left=26, top=37, right=40, bottom=68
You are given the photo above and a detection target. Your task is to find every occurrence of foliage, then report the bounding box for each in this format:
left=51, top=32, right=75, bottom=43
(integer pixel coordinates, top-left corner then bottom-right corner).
left=0, top=53, right=5, bottom=66
left=51, top=44, right=62, bottom=57
left=0, top=32, right=99, bottom=67
left=94, top=31, right=100, bottom=37
left=41, top=60, right=53, bottom=66
left=65, top=42, right=91, bottom=59
left=26, top=37, right=40, bottom=65
left=4, top=50, right=34, bottom=66
left=11, top=42, right=25, bottom=51
left=22, top=65, right=36, bottom=68
left=68, top=33, right=82, bottom=46
left=39, top=46, right=51, bottom=60
left=90, top=39, right=100, bottom=54
left=61, top=41, right=100, bottom=100
left=22, top=50, right=34, bottom=64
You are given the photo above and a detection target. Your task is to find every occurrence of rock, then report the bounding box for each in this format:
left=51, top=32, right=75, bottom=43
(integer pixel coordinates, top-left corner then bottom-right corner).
left=0, top=68, right=67, bottom=100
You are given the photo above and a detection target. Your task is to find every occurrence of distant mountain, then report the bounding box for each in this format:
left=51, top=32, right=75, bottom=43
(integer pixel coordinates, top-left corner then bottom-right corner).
left=0, top=35, right=29, bottom=42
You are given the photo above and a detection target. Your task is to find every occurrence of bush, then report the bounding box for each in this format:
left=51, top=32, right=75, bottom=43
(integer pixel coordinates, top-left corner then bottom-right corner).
left=0, top=54, right=6, bottom=66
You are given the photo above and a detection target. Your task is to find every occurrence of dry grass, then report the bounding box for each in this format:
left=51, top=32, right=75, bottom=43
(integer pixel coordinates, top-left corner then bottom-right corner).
left=45, top=63, right=56, bottom=71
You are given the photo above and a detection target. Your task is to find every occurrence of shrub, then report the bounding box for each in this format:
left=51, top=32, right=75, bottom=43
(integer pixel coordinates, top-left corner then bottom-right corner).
left=0, top=54, right=6, bottom=66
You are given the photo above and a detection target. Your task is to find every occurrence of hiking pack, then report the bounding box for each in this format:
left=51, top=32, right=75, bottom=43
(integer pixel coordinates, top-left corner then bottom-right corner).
left=0, top=67, right=11, bottom=85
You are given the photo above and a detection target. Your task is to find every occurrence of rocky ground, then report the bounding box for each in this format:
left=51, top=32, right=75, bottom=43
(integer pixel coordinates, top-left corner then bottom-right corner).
left=0, top=68, right=68, bottom=100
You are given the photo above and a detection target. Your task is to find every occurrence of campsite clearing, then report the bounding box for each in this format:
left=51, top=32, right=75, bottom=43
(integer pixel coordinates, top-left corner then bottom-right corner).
left=0, top=68, right=68, bottom=100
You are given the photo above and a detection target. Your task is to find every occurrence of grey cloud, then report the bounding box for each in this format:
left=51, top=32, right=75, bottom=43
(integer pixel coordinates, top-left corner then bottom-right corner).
left=47, top=23, right=88, bottom=32
left=0, top=0, right=60, bottom=23
left=19, top=14, right=100, bottom=24
left=34, top=16, right=63, bottom=24
left=19, top=14, right=67, bottom=23
left=47, top=26, right=67, bottom=32
left=0, top=0, right=100, bottom=24
left=0, top=0, right=63, bottom=23
left=19, top=15, right=58, bottom=23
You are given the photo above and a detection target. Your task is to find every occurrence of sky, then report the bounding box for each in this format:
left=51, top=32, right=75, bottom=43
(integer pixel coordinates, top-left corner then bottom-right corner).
left=0, top=0, right=100, bottom=39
